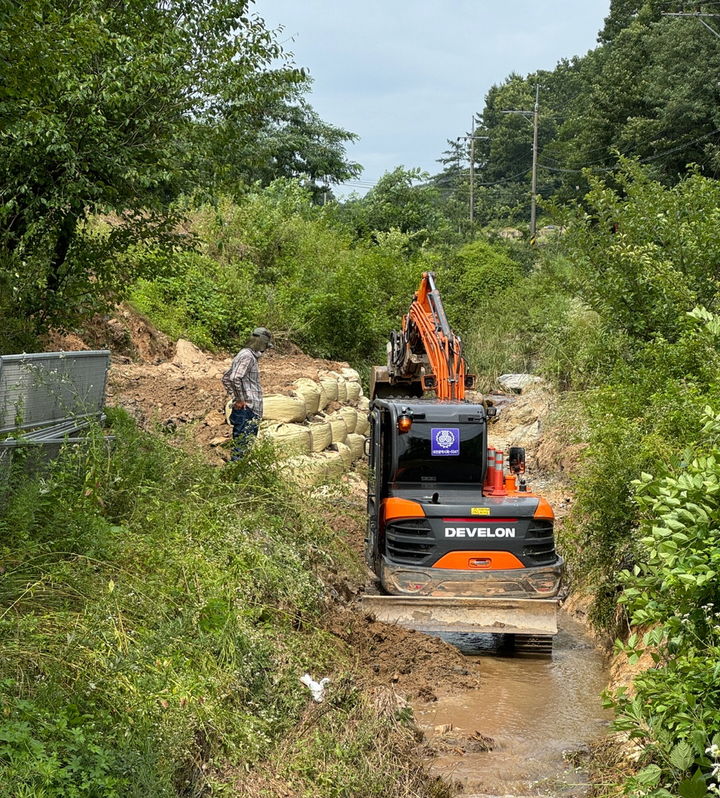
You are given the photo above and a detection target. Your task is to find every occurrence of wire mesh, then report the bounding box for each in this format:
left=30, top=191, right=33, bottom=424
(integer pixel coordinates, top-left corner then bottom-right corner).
left=0, top=350, right=110, bottom=433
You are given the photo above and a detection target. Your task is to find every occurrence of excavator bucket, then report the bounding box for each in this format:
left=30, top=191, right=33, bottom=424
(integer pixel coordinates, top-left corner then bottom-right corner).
left=360, top=594, right=559, bottom=637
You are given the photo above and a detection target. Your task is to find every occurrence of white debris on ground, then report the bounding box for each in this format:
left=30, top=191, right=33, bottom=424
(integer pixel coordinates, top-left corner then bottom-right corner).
left=300, top=674, right=330, bottom=703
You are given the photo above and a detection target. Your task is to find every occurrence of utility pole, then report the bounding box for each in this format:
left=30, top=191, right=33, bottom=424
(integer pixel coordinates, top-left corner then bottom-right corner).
left=459, top=117, right=488, bottom=224
left=530, top=84, right=540, bottom=241
left=502, top=84, right=540, bottom=240
left=470, top=116, right=475, bottom=225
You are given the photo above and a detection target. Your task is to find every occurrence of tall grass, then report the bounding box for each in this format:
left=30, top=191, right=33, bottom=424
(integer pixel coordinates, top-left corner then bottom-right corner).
left=0, top=411, right=444, bottom=797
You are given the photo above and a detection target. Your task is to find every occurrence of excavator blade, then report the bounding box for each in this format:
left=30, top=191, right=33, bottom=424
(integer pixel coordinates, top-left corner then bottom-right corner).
left=360, top=594, right=559, bottom=637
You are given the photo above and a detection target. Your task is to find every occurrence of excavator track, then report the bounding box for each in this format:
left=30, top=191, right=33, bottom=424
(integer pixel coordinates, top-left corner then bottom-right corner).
left=510, top=634, right=554, bottom=656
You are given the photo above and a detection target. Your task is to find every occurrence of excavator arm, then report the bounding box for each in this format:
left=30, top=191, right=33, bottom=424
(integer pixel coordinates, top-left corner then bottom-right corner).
left=372, top=272, right=475, bottom=400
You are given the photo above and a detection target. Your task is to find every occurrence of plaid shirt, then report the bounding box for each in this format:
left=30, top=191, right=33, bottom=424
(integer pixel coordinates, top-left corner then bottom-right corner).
left=222, top=348, right=263, bottom=416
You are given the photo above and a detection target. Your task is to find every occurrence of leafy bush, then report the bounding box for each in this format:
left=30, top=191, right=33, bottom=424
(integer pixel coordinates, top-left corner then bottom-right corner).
left=608, top=406, right=720, bottom=798
left=132, top=183, right=433, bottom=364
left=559, top=308, right=720, bottom=631
left=560, top=162, right=720, bottom=342
left=444, top=239, right=522, bottom=309
left=131, top=251, right=266, bottom=350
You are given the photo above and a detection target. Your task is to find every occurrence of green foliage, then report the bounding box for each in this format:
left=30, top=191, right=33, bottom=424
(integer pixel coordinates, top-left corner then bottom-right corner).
left=344, top=167, right=449, bottom=245
left=561, top=163, right=720, bottom=342
left=606, top=405, right=720, bottom=797
left=131, top=182, right=430, bottom=363
left=445, top=239, right=522, bottom=307
left=559, top=306, right=720, bottom=629
left=131, top=251, right=265, bottom=351
left=0, top=413, right=431, bottom=796
left=0, top=0, right=357, bottom=346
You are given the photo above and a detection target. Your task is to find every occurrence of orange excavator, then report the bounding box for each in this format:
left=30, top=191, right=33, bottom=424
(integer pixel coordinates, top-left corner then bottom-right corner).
left=370, top=271, right=474, bottom=401
left=362, top=272, right=563, bottom=652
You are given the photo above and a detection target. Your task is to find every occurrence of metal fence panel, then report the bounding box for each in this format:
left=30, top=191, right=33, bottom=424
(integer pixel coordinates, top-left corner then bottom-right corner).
left=0, top=351, right=110, bottom=433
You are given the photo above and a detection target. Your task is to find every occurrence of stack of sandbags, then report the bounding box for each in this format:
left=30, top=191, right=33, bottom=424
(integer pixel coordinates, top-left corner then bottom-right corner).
left=279, top=453, right=328, bottom=486
left=308, top=420, right=332, bottom=452
left=327, top=413, right=348, bottom=444
left=263, top=394, right=307, bottom=423
left=331, top=441, right=353, bottom=470
left=256, top=365, right=370, bottom=482
left=318, top=375, right=338, bottom=403
left=355, top=412, right=370, bottom=436
left=293, top=378, right=322, bottom=415
left=259, top=422, right=311, bottom=458
left=338, top=406, right=358, bottom=434
left=346, top=433, right=365, bottom=462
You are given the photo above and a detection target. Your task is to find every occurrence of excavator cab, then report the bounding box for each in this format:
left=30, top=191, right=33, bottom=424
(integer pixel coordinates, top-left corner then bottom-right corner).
left=362, top=272, right=563, bottom=650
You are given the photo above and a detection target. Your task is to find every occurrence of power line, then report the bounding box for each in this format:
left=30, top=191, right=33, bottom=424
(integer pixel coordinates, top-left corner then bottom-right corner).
left=537, top=127, right=720, bottom=174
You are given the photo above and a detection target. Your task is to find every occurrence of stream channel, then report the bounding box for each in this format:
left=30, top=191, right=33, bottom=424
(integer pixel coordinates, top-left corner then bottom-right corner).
left=413, top=611, right=611, bottom=798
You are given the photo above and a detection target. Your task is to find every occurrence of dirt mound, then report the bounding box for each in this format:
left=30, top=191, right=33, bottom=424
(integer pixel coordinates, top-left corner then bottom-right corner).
left=108, top=344, right=350, bottom=462
left=486, top=386, right=552, bottom=470
left=327, top=607, right=482, bottom=701
left=45, top=304, right=174, bottom=363
left=44, top=304, right=347, bottom=461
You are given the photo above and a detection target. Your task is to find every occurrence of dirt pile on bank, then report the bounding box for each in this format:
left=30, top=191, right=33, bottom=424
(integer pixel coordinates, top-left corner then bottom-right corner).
left=107, top=338, right=346, bottom=449
left=49, top=306, right=352, bottom=463
left=328, top=607, right=482, bottom=701
left=46, top=304, right=174, bottom=363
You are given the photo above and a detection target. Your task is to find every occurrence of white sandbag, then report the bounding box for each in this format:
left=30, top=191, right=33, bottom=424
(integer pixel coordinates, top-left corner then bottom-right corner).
left=354, top=412, right=370, bottom=436
left=319, top=378, right=338, bottom=402
left=358, top=396, right=370, bottom=412
left=317, top=383, right=329, bottom=411
left=328, top=415, right=347, bottom=444
left=333, top=441, right=353, bottom=470
left=320, top=450, right=345, bottom=479
left=346, top=381, right=362, bottom=403
left=280, top=454, right=327, bottom=487
left=346, top=433, right=366, bottom=462
left=308, top=420, right=332, bottom=453
left=338, top=406, right=358, bottom=434
left=260, top=422, right=311, bottom=458
left=263, top=394, right=307, bottom=423
left=340, top=367, right=361, bottom=383
left=336, top=377, right=348, bottom=403
left=293, top=378, right=322, bottom=415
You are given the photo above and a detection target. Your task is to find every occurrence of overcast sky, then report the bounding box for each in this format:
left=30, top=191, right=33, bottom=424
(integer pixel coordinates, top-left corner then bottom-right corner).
left=254, top=0, right=611, bottom=195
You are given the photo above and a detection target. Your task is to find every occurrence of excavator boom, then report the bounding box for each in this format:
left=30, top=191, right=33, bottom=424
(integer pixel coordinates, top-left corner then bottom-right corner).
left=371, top=272, right=475, bottom=400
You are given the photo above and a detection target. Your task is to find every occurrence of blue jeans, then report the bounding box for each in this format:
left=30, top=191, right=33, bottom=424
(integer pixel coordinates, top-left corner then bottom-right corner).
left=229, top=406, right=259, bottom=461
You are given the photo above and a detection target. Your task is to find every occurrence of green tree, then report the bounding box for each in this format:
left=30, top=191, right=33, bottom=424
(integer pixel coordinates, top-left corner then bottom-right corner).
left=198, top=87, right=361, bottom=198
left=0, top=0, right=353, bottom=340
left=346, top=167, right=447, bottom=244
left=560, top=162, right=720, bottom=342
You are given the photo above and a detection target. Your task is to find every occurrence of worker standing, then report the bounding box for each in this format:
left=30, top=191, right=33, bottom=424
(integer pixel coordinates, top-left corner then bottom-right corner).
left=222, top=327, right=273, bottom=460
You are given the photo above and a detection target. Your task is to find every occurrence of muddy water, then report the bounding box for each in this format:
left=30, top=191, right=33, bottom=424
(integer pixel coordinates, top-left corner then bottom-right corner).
left=414, top=612, right=610, bottom=797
